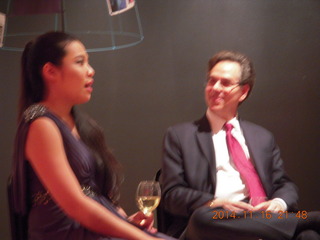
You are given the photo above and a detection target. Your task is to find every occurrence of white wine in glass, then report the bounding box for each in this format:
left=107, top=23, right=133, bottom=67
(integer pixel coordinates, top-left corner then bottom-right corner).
left=136, top=181, right=161, bottom=216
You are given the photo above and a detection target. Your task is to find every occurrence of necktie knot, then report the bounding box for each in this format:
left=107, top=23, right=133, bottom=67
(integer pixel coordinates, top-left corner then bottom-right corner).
left=224, top=123, right=233, bottom=133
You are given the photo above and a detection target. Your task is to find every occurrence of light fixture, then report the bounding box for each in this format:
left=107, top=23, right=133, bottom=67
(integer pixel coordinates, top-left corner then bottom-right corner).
left=0, top=0, right=144, bottom=52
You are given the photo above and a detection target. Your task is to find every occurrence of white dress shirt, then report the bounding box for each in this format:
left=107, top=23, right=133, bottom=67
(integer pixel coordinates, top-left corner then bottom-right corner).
left=207, top=111, right=287, bottom=209
left=213, top=117, right=250, bottom=201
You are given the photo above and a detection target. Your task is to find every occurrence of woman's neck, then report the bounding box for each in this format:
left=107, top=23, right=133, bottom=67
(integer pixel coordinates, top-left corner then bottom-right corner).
left=40, top=101, right=76, bottom=131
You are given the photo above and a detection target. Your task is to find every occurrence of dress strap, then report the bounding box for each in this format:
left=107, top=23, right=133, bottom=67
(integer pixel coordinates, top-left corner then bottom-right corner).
left=23, top=104, right=47, bottom=122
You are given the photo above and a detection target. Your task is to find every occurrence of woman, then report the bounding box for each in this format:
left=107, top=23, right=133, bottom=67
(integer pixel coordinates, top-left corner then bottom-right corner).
left=11, top=31, right=174, bottom=240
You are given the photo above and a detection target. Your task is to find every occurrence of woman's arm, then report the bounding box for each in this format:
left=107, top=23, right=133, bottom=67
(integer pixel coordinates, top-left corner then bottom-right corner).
left=26, top=117, right=162, bottom=240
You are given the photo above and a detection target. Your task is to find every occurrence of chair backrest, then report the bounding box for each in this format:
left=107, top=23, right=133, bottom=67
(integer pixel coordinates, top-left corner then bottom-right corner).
left=155, top=169, right=174, bottom=233
left=7, top=176, right=28, bottom=240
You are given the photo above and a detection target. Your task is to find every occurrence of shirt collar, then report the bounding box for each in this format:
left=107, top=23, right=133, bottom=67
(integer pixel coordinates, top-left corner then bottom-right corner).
left=226, top=117, right=241, bottom=132
left=206, top=109, right=240, bottom=134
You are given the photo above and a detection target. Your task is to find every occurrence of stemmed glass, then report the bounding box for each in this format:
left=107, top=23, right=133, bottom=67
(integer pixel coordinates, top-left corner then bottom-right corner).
left=136, top=180, right=161, bottom=216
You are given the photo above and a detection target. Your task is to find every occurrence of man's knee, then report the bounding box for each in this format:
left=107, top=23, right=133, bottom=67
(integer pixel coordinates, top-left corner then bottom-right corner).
left=188, top=207, right=212, bottom=230
left=294, top=230, right=320, bottom=240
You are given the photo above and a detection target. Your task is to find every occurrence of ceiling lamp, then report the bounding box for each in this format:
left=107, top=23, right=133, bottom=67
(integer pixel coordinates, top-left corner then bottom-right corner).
left=0, top=0, right=144, bottom=52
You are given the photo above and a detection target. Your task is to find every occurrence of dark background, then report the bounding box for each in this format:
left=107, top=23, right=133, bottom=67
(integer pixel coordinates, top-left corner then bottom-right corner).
left=1, top=0, right=320, bottom=239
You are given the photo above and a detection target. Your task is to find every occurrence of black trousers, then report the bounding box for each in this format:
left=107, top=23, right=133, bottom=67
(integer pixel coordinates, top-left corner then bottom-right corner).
left=183, top=207, right=320, bottom=240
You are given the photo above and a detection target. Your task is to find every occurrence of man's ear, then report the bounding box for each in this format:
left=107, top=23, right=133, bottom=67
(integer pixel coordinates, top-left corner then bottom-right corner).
left=42, top=62, right=59, bottom=82
left=239, top=84, right=250, bottom=102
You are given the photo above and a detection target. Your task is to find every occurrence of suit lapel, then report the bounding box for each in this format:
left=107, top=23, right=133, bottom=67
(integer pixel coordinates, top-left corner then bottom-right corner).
left=195, top=116, right=216, bottom=190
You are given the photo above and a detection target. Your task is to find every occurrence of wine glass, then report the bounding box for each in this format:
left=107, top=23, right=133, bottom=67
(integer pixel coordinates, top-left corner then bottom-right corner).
left=136, top=180, right=161, bottom=216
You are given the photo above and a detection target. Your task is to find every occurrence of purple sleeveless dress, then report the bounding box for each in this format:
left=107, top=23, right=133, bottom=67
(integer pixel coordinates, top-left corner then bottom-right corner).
left=11, top=104, right=175, bottom=240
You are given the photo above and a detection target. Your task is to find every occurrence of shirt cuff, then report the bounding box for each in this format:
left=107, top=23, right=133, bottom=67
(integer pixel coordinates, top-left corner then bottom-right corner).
left=272, top=198, right=287, bottom=211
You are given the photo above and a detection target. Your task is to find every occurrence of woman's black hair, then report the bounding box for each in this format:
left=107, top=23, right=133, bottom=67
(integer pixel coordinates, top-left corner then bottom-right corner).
left=19, top=31, right=123, bottom=204
left=73, top=108, right=123, bottom=205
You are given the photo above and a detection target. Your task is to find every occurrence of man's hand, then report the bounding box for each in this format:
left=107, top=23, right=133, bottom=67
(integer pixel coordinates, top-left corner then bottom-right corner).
left=207, top=198, right=254, bottom=212
left=252, top=199, right=286, bottom=213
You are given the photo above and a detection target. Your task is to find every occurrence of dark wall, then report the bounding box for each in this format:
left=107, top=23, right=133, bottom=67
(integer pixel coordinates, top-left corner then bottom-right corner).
left=1, top=0, right=319, bottom=239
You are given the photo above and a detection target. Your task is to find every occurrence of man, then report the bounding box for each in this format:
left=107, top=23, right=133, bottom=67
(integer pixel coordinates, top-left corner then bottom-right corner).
left=160, top=51, right=320, bottom=240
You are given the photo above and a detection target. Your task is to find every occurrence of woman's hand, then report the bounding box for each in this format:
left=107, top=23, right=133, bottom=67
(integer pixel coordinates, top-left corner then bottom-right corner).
left=128, top=211, right=157, bottom=233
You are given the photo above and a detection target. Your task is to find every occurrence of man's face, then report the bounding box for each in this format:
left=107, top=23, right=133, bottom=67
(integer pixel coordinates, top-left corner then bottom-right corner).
left=205, top=60, right=249, bottom=119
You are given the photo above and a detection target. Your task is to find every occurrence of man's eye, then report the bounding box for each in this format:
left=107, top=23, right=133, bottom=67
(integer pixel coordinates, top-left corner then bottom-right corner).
left=208, top=79, right=217, bottom=85
left=221, top=81, right=231, bottom=87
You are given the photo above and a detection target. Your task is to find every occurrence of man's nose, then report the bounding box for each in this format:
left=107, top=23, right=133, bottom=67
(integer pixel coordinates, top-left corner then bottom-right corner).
left=211, top=80, right=223, bottom=91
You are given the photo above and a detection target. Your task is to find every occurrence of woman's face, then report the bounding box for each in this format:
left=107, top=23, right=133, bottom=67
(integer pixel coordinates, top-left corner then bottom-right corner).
left=55, top=40, right=95, bottom=105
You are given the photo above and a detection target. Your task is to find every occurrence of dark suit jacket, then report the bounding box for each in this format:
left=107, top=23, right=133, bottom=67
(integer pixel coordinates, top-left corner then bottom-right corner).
left=160, top=115, right=299, bottom=237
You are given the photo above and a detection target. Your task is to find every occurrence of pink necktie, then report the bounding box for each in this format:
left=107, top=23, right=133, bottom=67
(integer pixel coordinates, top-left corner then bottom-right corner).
left=224, top=123, right=267, bottom=206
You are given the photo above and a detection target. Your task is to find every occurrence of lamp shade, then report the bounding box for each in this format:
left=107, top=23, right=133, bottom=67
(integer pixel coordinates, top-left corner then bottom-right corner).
left=0, top=0, right=143, bottom=52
